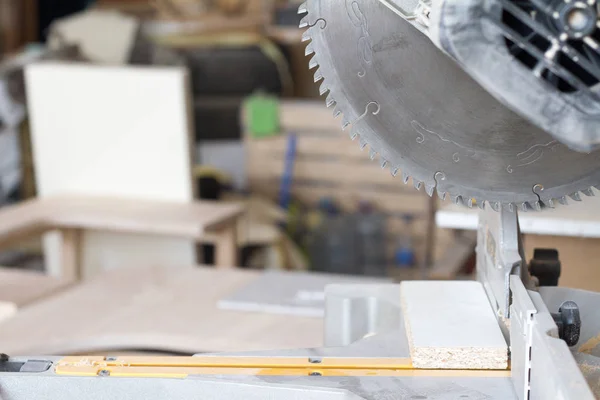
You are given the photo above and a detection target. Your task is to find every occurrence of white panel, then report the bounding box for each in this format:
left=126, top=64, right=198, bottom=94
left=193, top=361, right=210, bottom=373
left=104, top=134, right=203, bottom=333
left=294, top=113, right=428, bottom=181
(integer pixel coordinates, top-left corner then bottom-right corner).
left=26, top=62, right=195, bottom=278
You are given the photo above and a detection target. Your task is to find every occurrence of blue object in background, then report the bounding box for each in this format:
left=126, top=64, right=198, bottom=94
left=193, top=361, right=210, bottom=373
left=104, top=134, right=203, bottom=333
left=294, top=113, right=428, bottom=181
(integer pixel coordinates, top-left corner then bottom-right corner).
left=317, top=197, right=339, bottom=216
left=395, top=247, right=416, bottom=268
left=395, top=214, right=416, bottom=269
left=279, top=133, right=297, bottom=210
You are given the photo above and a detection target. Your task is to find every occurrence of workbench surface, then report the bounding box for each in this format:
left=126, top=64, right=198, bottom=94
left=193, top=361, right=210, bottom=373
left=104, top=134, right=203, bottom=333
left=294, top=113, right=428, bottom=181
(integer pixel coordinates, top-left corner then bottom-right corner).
left=0, top=267, right=323, bottom=356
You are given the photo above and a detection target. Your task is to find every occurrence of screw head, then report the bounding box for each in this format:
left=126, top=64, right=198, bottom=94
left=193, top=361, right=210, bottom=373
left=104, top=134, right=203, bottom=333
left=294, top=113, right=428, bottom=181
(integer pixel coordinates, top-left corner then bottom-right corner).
left=308, top=357, right=322, bottom=364
left=105, top=356, right=117, bottom=361
left=98, top=369, right=111, bottom=377
left=556, top=1, right=598, bottom=38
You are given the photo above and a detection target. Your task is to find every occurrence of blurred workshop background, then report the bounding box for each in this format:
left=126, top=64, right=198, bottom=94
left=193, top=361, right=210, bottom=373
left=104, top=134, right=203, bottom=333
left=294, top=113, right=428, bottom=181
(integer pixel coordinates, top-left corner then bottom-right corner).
left=0, top=0, right=463, bottom=281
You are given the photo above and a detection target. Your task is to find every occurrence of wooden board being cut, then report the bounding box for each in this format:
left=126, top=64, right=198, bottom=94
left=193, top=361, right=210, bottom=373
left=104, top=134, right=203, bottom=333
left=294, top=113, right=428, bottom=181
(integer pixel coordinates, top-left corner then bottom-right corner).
left=400, top=281, right=508, bottom=370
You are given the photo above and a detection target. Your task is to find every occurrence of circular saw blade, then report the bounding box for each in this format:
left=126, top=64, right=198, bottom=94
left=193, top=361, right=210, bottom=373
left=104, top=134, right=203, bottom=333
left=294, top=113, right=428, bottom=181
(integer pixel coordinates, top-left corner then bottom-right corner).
left=299, top=0, right=600, bottom=211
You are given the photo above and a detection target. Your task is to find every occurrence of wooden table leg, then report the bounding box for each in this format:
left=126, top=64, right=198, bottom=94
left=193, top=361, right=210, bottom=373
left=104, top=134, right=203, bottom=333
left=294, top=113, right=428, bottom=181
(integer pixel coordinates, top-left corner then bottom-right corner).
left=60, top=228, right=82, bottom=282
left=214, top=224, right=238, bottom=268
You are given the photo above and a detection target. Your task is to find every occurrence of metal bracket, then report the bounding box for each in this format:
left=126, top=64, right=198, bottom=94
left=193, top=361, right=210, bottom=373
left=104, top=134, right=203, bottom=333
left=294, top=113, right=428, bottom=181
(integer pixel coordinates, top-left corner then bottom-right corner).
left=510, top=277, right=594, bottom=400
left=510, top=276, right=536, bottom=400
left=477, top=208, right=523, bottom=320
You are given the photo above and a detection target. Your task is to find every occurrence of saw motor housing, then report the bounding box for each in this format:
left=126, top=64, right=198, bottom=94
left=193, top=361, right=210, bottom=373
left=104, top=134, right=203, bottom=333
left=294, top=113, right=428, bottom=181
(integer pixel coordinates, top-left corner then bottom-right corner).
left=382, top=0, right=600, bottom=153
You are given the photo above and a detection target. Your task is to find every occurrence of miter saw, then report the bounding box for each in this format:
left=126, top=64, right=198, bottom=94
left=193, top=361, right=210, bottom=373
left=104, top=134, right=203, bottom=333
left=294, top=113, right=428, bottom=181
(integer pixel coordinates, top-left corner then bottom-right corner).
left=2, top=1, right=600, bottom=399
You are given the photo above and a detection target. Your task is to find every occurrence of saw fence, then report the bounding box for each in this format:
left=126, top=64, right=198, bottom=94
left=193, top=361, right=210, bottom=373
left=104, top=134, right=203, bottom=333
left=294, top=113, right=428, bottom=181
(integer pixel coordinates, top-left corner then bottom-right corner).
left=244, top=101, right=455, bottom=274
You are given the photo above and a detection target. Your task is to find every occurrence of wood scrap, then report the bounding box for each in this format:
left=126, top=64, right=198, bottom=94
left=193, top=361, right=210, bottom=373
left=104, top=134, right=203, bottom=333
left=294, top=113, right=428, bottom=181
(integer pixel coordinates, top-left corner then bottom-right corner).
left=237, top=220, right=282, bottom=247
left=47, top=10, right=139, bottom=65
left=224, top=193, right=286, bottom=247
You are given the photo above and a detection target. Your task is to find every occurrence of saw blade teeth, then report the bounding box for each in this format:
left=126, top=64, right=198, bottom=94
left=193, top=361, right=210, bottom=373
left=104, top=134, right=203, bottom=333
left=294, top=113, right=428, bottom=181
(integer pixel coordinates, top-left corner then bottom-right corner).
left=313, top=69, right=324, bottom=82
left=413, top=180, right=423, bottom=191
left=534, top=201, right=542, bottom=211
left=583, top=187, right=595, bottom=197
left=519, top=202, right=528, bottom=212
left=308, top=56, right=319, bottom=70
left=425, top=184, right=435, bottom=197
left=477, top=200, right=486, bottom=210
left=299, top=15, right=311, bottom=28
left=559, top=196, right=569, bottom=206
left=380, top=158, right=388, bottom=169
left=349, top=130, right=358, bottom=140
left=342, top=117, right=351, bottom=130
left=466, top=198, right=474, bottom=209
left=332, top=106, right=341, bottom=118
left=301, top=30, right=312, bottom=42
left=391, top=167, right=400, bottom=177
left=437, top=189, right=448, bottom=201
left=305, top=42, right=315, bottom=56
left=451, top=195, right=463, bottom=206
left=502, top=202, right=515, bottom=212
left=298, top=2, right=308, bottom=14
left=319, top=82, right=329, bottom=95
left=369, top=148, right=377, bottom=160
left=402, top=171, right=410, bottom=184
left=325, top=94, right=335, bottom=107
left=545, top=198, right=556, bottom=208
left=569, top=192, right=582, bottom=202
left=490, top=201, right=501, bottom=212
left=359, top=138, right=368, bottom=150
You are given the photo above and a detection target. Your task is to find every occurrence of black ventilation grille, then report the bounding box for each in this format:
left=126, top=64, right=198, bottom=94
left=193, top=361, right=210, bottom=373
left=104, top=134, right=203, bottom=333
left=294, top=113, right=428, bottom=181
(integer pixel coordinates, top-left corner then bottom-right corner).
left=497, top=0, right=600, bottom=94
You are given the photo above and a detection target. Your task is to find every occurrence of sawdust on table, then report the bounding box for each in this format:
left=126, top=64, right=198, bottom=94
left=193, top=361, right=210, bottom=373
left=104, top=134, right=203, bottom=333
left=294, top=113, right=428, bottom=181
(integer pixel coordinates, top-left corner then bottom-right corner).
left=579, top=334, right=600, bottom=355
left=579, top=363, right=600, bottom=396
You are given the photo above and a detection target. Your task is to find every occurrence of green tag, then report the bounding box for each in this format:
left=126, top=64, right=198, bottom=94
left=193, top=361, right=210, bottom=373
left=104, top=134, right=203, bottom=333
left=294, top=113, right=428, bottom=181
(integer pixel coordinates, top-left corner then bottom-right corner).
left=245, top=94, right=280, bottom=138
